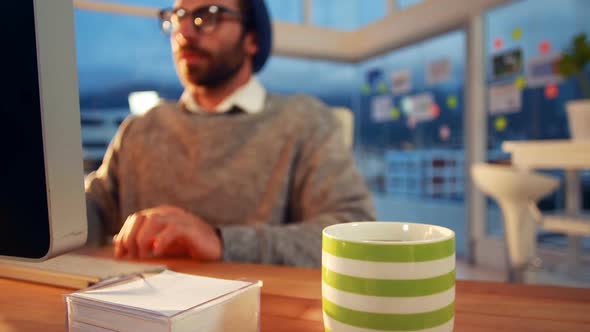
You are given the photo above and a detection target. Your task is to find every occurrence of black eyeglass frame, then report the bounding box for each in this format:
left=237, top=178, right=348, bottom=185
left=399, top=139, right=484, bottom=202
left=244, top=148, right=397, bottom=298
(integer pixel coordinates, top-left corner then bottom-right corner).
left=158, top=5, right=246, bottom=35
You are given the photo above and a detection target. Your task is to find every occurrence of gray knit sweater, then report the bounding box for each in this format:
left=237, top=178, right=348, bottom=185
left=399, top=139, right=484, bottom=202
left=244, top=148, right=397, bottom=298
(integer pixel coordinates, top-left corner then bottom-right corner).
left=84, top=93, right=375, bottom=267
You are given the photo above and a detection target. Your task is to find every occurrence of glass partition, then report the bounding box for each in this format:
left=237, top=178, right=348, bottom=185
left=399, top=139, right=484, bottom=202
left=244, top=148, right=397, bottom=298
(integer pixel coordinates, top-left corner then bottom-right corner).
left=354, top=31, right=468, bottom=257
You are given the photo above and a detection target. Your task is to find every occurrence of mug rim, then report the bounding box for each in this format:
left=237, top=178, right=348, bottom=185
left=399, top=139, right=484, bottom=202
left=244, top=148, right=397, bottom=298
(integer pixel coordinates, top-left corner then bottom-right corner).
left=323, top=221, right=455, bottom=245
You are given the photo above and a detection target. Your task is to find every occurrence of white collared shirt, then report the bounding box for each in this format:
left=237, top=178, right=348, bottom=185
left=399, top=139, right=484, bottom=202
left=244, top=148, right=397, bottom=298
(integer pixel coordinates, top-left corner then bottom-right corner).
left=181, top=77, right=266, bottom=115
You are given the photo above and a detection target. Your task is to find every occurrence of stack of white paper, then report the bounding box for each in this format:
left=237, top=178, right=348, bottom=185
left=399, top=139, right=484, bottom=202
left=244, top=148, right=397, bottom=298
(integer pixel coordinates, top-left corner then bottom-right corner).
left=66, top=270, right=261, bottom=332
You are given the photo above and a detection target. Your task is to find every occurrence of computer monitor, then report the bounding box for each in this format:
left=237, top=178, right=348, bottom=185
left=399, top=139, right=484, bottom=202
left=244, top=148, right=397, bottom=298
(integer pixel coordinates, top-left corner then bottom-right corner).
left=0, top=0, right=87, bottom=260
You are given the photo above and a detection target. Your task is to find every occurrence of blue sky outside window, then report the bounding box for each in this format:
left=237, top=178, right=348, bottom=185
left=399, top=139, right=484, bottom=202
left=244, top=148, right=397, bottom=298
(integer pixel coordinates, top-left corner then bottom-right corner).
left=266, top=0, right=304, bottom=23
left=312, top=0, right=387, bottom=30
left=397, top=0, right=423, bottom=10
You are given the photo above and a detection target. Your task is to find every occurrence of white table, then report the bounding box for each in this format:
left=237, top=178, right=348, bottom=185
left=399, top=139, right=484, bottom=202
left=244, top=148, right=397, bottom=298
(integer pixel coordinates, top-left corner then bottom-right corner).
left=502, top=140, right=590, bottom=270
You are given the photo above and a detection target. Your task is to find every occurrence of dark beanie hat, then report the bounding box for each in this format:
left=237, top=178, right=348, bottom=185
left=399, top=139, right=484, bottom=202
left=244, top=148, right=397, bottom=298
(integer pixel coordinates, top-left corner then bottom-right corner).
left=247, top=0, right=272, bottom=73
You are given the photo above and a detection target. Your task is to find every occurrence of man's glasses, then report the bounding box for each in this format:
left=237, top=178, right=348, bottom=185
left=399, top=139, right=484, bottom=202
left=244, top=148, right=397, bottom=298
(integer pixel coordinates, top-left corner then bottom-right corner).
left=158, top=5, right=245, bottom=35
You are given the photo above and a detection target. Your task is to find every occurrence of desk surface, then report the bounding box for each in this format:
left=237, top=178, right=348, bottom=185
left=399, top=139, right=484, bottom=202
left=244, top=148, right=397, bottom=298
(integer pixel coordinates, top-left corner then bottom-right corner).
left=502, top=139, right=590, bottom=169
left=1, top=250, right=590, bottom=332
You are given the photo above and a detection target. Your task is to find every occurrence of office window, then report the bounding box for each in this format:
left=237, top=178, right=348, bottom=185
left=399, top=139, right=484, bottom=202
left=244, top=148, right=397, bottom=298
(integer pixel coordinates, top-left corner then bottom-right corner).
left=75, top=10, right=181, bottom=171
left=75, top=10, right=180, bottom=102
left=484, top=0, right=590, bottom=251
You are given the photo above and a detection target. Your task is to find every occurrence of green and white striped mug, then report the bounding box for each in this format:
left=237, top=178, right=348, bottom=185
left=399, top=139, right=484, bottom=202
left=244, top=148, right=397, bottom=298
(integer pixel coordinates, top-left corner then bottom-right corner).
left=322, top=222, right=455, bottom=332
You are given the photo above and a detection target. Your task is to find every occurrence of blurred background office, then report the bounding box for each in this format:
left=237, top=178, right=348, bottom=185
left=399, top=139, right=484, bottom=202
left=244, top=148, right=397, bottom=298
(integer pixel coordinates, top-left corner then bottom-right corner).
left=75, top=0, right=590, bottom=286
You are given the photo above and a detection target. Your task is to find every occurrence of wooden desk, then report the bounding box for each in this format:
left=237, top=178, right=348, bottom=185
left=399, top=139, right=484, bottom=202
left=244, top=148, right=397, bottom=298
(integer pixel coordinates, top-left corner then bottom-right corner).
left=1, top=251, right=590, bottom=332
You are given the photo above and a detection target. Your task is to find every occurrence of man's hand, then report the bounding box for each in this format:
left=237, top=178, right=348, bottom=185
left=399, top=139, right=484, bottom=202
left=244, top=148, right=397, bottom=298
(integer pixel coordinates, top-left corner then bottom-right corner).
left=113, top=205, right=222, bottom=261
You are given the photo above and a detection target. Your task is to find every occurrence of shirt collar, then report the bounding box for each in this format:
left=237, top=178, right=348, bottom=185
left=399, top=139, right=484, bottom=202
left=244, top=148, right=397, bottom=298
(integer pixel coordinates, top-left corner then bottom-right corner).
left=181, top=77, right=266, bottom=115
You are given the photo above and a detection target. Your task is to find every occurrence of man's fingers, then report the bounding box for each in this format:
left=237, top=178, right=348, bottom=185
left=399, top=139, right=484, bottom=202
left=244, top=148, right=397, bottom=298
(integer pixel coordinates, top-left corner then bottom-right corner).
left=114, top=217, right=135, bottom=259
left=121, top=214, right=145, bottom=258
left=152, top=225, right=185, bottom=257
left=113, top=233, right=125, bottom=258
left=114, top=206, right=218, bottom=261
left=136, top=216, right=166, bottom=258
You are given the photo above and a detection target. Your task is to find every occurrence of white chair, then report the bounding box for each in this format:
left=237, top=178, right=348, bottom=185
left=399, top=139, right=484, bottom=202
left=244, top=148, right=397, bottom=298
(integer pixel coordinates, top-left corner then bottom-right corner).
left=471, top=163, right=560, bottom=282
left=538, top=212, right=590, bottom=279
left=332, top=107, right=354, bottom=148
left=541, top=215, right=590, bottom=237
